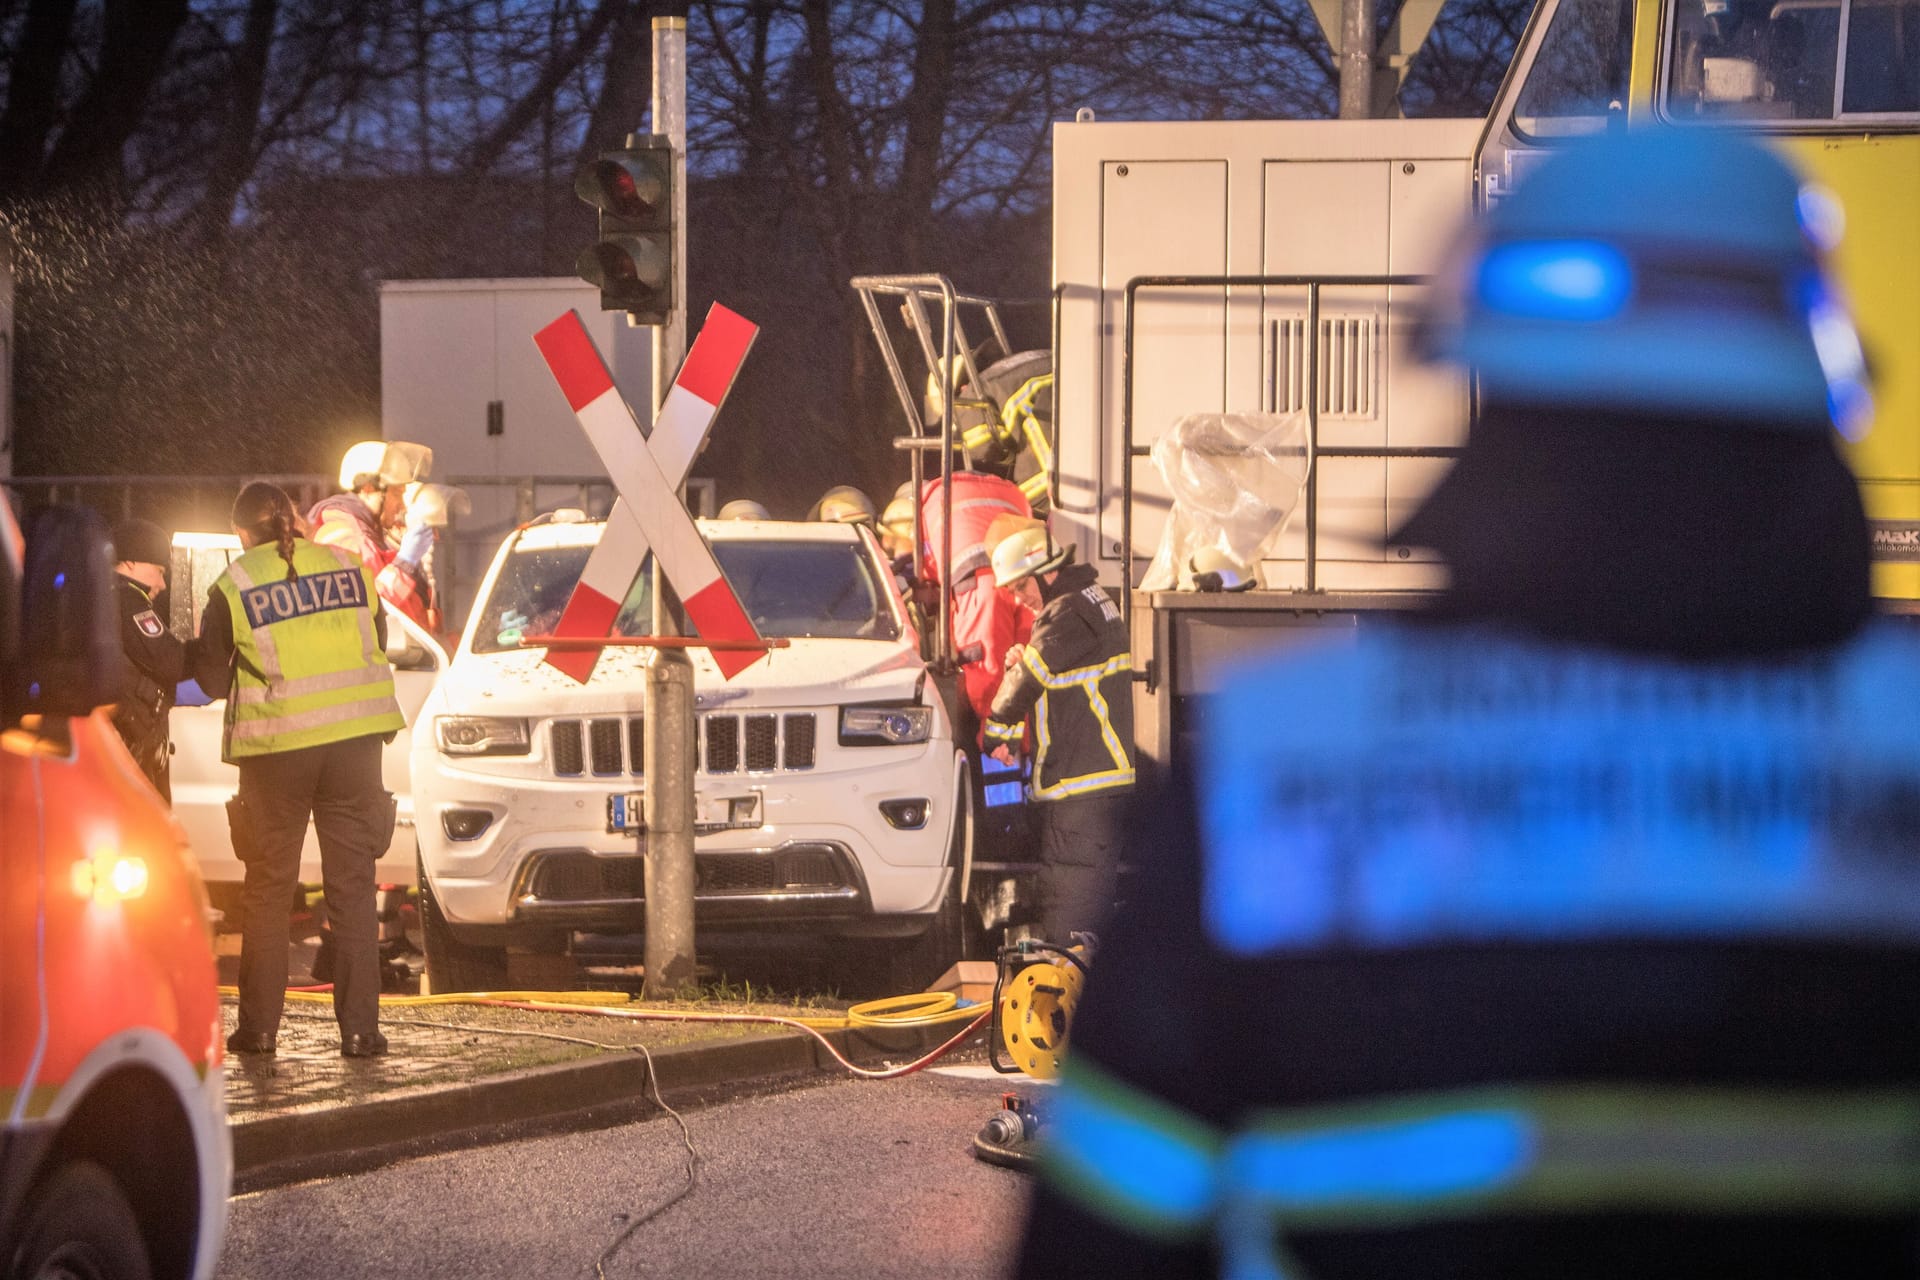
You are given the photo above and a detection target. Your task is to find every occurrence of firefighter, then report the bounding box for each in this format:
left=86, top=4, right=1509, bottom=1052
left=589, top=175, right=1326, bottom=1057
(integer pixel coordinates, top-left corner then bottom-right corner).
left=984, top=519, right=1134, bottom=941
left=1016, top=131, right=1910, bottom=1278
left=108, top=518, right=186, bottom=800
left=188, top=481, right=405, bottom=1059
left=308, top=439, right=438, bottom=632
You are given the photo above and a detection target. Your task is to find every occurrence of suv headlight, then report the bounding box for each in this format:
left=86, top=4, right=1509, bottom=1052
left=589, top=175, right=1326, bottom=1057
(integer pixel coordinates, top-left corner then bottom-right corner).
left=436, top=716, right=531, bottom=756
left=839, top=703, right=932, bottom=746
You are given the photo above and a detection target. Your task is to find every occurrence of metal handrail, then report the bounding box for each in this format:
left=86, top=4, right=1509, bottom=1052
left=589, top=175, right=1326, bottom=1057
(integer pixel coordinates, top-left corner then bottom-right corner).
left=1119, top=273, right=1464, bottom=631
left=850, top=273, right=984, bottom=670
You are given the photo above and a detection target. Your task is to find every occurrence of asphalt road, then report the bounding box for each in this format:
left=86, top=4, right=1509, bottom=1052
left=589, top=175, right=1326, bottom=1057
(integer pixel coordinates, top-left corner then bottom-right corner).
left=217, top=1061, right=1039, bottom=1279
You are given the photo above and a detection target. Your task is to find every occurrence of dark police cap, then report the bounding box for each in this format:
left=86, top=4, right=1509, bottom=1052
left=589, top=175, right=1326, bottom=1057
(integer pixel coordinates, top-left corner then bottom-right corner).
left=111, top=518, right=171, bottom=567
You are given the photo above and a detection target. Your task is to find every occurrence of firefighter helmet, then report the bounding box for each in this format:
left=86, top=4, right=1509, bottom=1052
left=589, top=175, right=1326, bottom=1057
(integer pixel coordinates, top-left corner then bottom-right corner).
left=991, top=519, right=1067, bottom=588
left=718, top=499, right=772, bottom=521
left=1419, top=129, right=1870, bottom=437
left=879, top=496, right=914, bottom=539
left=816, top=486, right=876, bottom=524
left=1190, top=547, right=1256, bottom=592
left=339, top=440, right=433, bottom=492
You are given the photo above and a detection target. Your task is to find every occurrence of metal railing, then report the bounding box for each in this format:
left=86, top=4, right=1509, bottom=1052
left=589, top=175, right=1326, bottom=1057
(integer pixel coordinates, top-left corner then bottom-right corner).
left=1119, top=273, right=1467, bottom=628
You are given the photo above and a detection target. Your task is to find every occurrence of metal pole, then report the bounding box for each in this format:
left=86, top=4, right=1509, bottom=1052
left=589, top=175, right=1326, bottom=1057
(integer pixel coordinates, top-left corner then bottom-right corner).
left=643, top=12, right=696, bottom=999
left=1338, top=0, right=1377, bottom=120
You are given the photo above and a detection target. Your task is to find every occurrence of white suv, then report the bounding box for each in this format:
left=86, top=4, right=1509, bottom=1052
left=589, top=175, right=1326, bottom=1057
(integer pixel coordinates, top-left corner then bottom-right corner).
left=411, top=514, right=974, bottom=991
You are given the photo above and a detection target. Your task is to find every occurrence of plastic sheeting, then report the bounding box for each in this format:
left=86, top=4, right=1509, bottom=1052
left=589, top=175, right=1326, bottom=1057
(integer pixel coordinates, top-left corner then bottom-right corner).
left=1141, top=412, right=1311, bottom=591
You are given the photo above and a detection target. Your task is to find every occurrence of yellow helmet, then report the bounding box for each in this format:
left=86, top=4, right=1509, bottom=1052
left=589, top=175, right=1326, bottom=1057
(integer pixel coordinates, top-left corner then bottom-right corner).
left=718, top=499, right=772, bottom=521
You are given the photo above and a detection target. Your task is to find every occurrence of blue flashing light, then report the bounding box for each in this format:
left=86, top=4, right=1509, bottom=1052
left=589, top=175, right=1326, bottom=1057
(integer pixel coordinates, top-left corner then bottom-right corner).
left=1476, top=240, right=1633, bottom=323
left=52, top=572, right=65, bottom=590
left=1797, top=270, right=1874, bottom=439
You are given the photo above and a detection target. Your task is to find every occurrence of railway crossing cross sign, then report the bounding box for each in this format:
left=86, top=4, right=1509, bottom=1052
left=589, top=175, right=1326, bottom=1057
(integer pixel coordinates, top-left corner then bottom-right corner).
left=533, top=303, right=765, bottom=681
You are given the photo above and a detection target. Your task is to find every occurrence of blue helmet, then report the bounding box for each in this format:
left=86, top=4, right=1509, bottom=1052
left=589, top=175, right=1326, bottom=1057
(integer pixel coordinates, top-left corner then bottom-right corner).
left=1420, top=129, right=1871, bottom=437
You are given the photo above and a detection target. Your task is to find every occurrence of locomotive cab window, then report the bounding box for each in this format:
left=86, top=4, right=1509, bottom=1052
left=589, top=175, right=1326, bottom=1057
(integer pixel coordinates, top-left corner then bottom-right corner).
left=1665, top=0, right=1920, bottom=120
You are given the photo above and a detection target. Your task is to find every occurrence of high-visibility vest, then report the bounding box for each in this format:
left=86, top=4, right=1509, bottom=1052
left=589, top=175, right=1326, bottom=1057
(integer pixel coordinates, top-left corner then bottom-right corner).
left=216, top=540, right=405, bottom=761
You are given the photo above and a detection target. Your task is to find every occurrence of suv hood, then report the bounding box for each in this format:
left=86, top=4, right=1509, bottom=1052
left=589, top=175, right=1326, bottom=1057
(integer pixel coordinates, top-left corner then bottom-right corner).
left=441, top=636, right=927, bottom=717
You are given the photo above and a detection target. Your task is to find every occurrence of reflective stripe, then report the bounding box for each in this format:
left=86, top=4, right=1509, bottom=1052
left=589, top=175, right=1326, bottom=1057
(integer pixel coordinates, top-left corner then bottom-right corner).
left=223, top=556, right=287, bottom=685
left=232, top=663, right=397, bottom=705
left=1046, top=1059, right=1223, bottom=1238
left=1045, top=1063, right=1920, bottom=1279
left=227, top=694, right=407, bottom=743
left=984, top=720, right=1023, bottom=742
left=330, top=543, right=378, bottom=662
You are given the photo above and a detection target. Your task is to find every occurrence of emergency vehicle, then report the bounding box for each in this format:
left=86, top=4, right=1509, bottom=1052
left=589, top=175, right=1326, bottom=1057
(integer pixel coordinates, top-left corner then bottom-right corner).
left=884, top=0, right=1917, bottom=768
left=0, top=502, right=229, bottom=1280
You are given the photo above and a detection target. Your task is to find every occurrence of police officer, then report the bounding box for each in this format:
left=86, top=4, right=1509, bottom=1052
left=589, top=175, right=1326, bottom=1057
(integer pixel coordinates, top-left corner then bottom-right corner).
left=984, top=519, right=1134, bottom=941
left=187, top=481, right=405, bottom=1058
left=1017, top=132, right=1912, bottom=1277
left=109, top=518, right=185, bottom=800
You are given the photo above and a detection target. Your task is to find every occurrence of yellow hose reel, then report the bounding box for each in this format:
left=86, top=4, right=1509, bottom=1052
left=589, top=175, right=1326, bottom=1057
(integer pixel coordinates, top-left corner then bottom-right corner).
left=995, top=946, right=1086, bottom=1079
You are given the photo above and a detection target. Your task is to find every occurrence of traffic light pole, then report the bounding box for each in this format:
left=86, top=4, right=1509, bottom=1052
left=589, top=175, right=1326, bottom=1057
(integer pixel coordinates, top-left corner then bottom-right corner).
left=642, top=12, right=696, bottom=999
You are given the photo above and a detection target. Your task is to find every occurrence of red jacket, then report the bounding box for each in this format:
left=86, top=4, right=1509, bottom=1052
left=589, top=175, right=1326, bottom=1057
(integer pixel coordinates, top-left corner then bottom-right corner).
left=306, top=494, right=437, bottom=633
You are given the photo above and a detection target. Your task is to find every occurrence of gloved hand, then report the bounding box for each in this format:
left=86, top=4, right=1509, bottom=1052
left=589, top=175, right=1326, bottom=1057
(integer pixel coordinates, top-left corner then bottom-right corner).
left=175, top=678, right=213, bottom=707
left=405, top=481, right=470, bottom=530
left=397, top=521, right=435, bottom=567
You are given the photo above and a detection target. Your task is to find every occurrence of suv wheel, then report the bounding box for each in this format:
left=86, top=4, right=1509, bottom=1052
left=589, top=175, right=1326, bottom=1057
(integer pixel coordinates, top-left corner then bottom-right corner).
left=15, top=1161, right=151, bottom=1280
left=418, top=856, right=510, bottom=993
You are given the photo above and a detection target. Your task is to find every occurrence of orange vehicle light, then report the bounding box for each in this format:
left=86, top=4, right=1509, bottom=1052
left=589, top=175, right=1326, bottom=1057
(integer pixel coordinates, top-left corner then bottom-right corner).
left=70, top=852, right=149, bottom=905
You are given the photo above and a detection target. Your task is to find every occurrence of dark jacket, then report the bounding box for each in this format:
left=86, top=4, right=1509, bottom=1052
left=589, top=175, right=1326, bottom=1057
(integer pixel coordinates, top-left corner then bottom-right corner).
left=1017, top=412, right=1915, bottom=1278
left=112, top=573, right=185, bottom=792
left=984, top=557, right=1134, bottom=801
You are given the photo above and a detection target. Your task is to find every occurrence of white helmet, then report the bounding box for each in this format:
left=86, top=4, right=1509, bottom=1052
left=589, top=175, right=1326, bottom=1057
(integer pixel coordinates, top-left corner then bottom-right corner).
left=990, top=520, right=1066, bottom=588
left=718, top=499, right=772, bottom=520
left=1190, top=547, right=1256, bottom=592
left=340, top=440, right=432, bottom=492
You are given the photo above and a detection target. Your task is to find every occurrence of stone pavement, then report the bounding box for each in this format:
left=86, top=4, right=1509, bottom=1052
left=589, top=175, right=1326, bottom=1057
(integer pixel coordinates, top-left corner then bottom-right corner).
left=217, top=938, right=986, bottom=1191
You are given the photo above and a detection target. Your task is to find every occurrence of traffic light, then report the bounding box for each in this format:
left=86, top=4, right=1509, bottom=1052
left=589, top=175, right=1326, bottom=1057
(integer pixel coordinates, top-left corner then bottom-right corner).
left=574, top=133, right=674, bottom=324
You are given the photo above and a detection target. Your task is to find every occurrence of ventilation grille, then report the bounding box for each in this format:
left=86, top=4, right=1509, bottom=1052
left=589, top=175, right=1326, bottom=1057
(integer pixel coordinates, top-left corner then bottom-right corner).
left=784, top=714, right=817, bottom=769
left=552, top=721, right=584, bottom=776
left=589, top=719, right=624, bottom=775
left=1270, top=315, right=1377, bottom=419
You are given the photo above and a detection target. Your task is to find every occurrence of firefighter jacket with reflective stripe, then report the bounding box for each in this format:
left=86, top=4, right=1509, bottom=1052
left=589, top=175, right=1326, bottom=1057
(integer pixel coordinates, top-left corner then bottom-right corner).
left=214, top=540, right=405, bottom=762
left=986, top=559, right=1134, bottom=801
left=1017, top=621, right=1920, bottom=1279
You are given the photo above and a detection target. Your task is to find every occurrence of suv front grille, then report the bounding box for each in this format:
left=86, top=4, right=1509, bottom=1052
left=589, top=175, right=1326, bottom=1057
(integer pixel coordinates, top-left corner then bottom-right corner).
left=546, top=712, right=819, bottom=778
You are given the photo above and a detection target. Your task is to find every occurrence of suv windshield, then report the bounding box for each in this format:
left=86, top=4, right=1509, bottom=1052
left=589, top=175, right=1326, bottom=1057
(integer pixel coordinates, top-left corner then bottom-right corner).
left=473, top=536, right=900, bottom=654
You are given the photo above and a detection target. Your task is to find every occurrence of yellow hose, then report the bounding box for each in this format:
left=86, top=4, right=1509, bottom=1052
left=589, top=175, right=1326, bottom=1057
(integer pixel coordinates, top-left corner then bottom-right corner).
left=215, top=985, right=982, bottom=1029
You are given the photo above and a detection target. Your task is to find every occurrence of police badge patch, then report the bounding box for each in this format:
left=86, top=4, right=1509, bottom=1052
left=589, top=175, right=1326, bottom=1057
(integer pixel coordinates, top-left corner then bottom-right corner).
left=134, top=610, right=165, bottom=638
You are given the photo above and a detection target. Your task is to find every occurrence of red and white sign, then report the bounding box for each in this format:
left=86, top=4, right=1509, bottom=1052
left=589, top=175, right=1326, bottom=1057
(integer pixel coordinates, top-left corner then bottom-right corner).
left=533, top=304, right=764, bottom=680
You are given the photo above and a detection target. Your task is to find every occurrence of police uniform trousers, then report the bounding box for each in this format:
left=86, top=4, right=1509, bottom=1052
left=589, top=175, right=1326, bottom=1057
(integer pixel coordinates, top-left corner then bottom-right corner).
left=1035, top=789, right=1128, bottom=942
left=234, top=733, right=392, bottom=1041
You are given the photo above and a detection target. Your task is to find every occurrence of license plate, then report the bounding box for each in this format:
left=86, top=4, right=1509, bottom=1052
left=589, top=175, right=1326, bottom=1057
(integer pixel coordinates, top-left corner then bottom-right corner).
left=607, top=793, right=646, bottom=834
left=607, top=790, right=763, bottom=834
